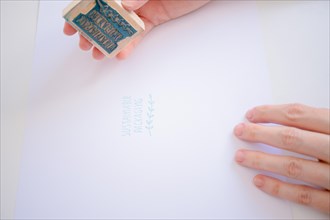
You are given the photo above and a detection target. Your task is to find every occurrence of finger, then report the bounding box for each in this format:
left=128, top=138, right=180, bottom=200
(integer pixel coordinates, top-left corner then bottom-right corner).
left=253, top=175, right=330, bottom=214
left=79, top=35, right=93, bottom=51
left=116, top=17, right=154, bottom=60
left=92, top=47, right=105, bottom=60
left=235, top=150, right=330, bottom=190
left=234, top=123, right=330, bottom=163
left=63, top=22, right=77, bottom=36
left=122, top=0, right=149, bottom=11
left=245, top=103, right=330, bottom=134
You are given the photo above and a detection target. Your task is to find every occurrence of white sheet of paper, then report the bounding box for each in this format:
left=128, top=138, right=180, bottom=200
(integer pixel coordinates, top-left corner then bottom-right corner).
left=15, top=1, right=292, bottom=219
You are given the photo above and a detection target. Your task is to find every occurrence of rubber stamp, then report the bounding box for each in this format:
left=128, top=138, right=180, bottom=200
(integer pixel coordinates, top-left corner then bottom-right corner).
left=63, top=0, right=145, bottom=58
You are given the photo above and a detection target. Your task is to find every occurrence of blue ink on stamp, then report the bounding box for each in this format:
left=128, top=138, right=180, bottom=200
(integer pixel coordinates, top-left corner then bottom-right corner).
left=73, top=0, right=137, bottom=54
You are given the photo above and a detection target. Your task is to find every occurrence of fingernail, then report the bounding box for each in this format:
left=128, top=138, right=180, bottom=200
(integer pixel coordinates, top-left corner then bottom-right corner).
left=253, top=176, right=264, bottom=188
left=246, top=109, right=254, bottom=121
left=122, top=0, right=135, bottom=10
left=235, top=150, right=245, bottom=163
left=234, top=123, right=245, bottom=137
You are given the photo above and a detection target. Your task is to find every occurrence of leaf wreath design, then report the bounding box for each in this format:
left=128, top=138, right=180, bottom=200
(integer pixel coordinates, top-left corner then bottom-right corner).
left=145, top=94, right=155, bottom=136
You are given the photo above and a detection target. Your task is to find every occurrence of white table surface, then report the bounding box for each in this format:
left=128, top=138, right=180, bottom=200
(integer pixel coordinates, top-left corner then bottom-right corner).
left=1, top=1, right=329, bottom=219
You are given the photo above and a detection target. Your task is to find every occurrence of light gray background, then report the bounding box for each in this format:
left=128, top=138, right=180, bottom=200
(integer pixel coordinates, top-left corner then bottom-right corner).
left=1, top=0, right=329, bottom=219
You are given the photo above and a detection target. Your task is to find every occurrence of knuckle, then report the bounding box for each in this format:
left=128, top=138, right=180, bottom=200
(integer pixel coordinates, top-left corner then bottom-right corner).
left=245, top=124, right=258, bottom=140
left=251, top=154, right=261, bottom=169
left=271, top=182, right=281, bottom=196
left=254, top=105, right=270, bottom=119
left=280, top=128, right=301, bottom=149
left=255, top=105, right=271, bottom=113
left=284, top=158, right=303, bottom=178
left=296, top=187, right=312, bottom=205
left=285, top=103, right=304, bottom=122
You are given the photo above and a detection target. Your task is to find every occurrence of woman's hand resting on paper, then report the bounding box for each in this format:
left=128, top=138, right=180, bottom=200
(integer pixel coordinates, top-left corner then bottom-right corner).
left=63, top=0, right=210, bottom=60
left=234, top=103, right=330, bottom=214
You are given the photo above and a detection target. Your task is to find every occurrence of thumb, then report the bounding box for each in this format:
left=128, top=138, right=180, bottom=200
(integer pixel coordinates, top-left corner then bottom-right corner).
left=122, top=0, right=148, bottom=11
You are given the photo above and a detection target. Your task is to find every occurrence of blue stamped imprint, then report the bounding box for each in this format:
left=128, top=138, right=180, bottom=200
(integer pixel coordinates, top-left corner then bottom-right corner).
left=145, top=94, right=155, bottom=136
left=121, top=94, right=155, bottom=137
left=121, top=96, right=132, bottom=136
left=73, top=0, right=137, bottom=54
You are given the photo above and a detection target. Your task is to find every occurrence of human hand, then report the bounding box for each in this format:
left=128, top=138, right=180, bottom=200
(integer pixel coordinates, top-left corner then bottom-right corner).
left=234, top=103, right=330, bottom=214
left=63, top=0, right=210, bottom=60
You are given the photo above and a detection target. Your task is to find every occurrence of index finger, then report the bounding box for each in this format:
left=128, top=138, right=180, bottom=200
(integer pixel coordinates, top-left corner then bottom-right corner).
left=63, top=22, right=77, bottom=36
left=246, top=104, right=330, bottom=134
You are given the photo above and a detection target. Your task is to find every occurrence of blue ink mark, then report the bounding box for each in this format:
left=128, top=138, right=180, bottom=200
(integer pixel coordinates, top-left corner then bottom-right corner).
left=73, top=0, right=137, bottom=54
left=121, top=96, right=132, bottom=136
left=145, top=94, right=155, bottom=136
left=133, top=98, right=143, bottom=133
